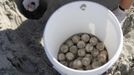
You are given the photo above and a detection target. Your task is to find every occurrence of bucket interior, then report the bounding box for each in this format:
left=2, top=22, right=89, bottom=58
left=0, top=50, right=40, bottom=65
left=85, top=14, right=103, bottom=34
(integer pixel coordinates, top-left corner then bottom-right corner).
left=44, top=2, right=121, bottom=64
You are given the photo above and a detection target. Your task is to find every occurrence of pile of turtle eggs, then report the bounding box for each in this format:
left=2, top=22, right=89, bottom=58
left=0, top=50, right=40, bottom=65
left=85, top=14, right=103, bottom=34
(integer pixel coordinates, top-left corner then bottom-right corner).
left=57, top=33, right=108, bottom=70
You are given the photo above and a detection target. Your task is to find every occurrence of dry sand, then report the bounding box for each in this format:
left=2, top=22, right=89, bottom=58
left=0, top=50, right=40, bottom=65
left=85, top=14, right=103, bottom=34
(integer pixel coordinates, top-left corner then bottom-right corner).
left=0, top=0, right=134, bottom=75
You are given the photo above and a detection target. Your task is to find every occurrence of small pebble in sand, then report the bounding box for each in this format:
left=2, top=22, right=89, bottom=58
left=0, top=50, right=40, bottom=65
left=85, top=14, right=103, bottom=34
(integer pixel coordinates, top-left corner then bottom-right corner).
left=118, top=62, right=129, bottom=75
left=90, top=37, right=98, bottom=45
left=77, top=41, right=86, bottom=48
left=81, top=34, right=90, bottom=42
left=72, top=35, right=80, bottom=44
left=58, top=53, right=65, bottom=61
left=60, top=45, right=69, bottom=53
left=70, top=46, right=77, bottom=54
left=85, top=44, right=94, bottom=52
left=96, top=42, right=105, bottom=51
left=73, top=59, right=82, bottom=69
left=129, top=67, right=134, bottom=75
left=66, top=52, right=75, bottom=61
left=78, top=49, right=86, bottom=57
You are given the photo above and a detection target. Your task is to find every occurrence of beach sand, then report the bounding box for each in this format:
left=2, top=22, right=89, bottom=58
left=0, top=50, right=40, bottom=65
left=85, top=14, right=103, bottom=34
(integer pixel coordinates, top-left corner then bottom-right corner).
left=0, top=0, right=134, bottom=75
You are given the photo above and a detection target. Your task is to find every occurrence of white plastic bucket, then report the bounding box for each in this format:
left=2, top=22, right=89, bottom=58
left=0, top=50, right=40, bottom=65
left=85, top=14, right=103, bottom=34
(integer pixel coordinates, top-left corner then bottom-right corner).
left=43, top=1, right=123, bottom=75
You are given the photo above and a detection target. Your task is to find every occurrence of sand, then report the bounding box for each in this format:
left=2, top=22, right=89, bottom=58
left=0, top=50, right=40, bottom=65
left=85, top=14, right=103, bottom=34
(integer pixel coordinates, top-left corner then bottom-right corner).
left=0, top=0, right=134, bottom=75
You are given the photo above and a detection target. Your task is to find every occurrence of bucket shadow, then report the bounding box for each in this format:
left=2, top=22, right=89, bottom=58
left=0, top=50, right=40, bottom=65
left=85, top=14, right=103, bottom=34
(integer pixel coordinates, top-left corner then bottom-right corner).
left=0, top=18, right=60, bottom=75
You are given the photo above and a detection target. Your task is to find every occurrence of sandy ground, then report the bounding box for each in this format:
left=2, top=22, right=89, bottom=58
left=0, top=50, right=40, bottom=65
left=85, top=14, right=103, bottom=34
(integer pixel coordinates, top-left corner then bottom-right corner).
left=0, top=0, right=134, bottom=75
